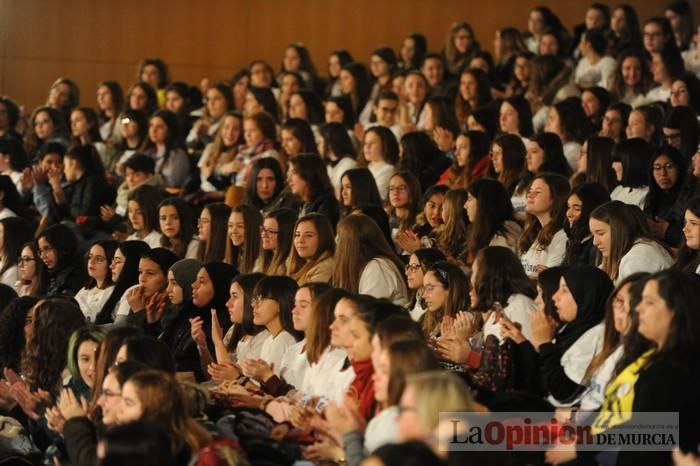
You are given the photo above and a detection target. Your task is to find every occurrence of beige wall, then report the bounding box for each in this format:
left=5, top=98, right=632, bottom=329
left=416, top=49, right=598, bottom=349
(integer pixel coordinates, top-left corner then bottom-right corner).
left=0, top=0, right=692, bottom=110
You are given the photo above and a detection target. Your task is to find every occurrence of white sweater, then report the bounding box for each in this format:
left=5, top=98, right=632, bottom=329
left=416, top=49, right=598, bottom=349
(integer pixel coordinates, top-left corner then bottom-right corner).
left=368, top=161, right=395, bottom=202
left=616, top=240, right=673, bottom=285
left=74, top=285, right=115, bottom=322
left=520, top=229, right=568, bottom=278
left=359, top=258, right=410, bottom=307
left=259, top=331, right=297, bottom=376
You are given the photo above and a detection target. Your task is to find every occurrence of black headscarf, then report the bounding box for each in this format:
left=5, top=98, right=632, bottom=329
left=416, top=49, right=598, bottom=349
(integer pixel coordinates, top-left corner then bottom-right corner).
left=553, top=265, right=613, bottom=353
left=200, top=262, right=238, bottom=329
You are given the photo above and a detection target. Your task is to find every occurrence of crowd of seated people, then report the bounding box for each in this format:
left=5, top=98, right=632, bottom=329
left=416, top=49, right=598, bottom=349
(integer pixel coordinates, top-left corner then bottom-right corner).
left=0, top=2, right=700, bottom=465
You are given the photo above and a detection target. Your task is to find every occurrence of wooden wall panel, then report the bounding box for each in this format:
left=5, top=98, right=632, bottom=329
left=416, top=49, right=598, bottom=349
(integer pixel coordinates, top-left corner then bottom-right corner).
left=0, top=0, right=696, bottom=111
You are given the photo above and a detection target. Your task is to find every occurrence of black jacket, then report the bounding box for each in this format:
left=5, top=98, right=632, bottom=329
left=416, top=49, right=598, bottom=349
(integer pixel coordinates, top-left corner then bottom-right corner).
left=302, top=190, right=340, bottom=229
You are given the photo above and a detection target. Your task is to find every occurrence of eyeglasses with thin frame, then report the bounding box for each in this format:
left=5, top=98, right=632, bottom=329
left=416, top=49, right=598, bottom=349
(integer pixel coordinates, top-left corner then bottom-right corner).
left=423, top=283, right=446, bottom=294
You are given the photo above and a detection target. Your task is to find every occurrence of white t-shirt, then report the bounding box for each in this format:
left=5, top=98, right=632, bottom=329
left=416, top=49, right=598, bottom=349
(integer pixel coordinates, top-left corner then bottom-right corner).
left=520, top=229, right=568, bottom=278
left=233, top=330, right=270, bottom=363
left=368, top=161, right=395, bottom=202
left=0, top=264, right=18, bottom=287
left=408, top=294, right=426, bottom=322
left=579, top=344, right=624, bottom=411
left=259, top=331, right=297, bottom=376
left=610, top=185, right=649, bottom=210
left=563, top=141, right=581, bottom=172
left=279, top=339, right=308, bottom=390
left=301, top=347, right=352, bottom=404
left=574, top=56, right=617, bottom=90
left=548, top=322, right=605, bottom=407
left=327, top=157, right=358, bottom=195
left=482, top=293, right=536, bottom=343
left=74, top=285, right=115, bottom=322
left=645, top=86, right=671, bottom=104
left=0, top=208, right=17, bottom=220
left=364, top=406, right=399, bottom=453
left=185, top=238, right=200, bottom=259
left=126, top=230, right=162, bottom=249
left=617, top=240, right=673, bottom=285
left=359, top=257, right=410, bottom=307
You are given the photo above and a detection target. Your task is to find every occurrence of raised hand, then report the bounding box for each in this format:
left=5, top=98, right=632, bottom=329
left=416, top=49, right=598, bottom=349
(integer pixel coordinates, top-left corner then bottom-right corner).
left=500, top=317, right=526, bottom=344
left=530, top=308, right=557, bottom=351
left=57, top=387, right=88, bottom=421
left=126, top=286, right=146, bottom=312
left=189, top=316, right=207, bottom=348
left=145, top=291, right=167, bottom=324
left=454, top=311, right=475, bottom=340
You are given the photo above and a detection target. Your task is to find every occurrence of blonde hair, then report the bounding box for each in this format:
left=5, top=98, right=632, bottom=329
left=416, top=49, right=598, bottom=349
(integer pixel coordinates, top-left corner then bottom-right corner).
left=405, top=371, right=475, bottom=433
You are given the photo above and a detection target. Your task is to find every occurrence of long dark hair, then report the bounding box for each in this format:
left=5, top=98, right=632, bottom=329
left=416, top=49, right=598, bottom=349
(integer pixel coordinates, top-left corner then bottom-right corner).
left=158, top=197, right=195, bottom=258
left=260, top=208, right=297, bottom=275
left=674, top=197, right=700, bottom=272
left=196, top=202, right=231, bottom=263
left=645, top=270, right=700, bottom=365
left=95, top=241, right=150, bottom=324
left=127, top=184, right=163, bottom=236
left=0, top=175, right=34, bottom=221
left=466, top=178, right=516, bottom=264
left=519, top=173, right=570, bottom=254
left=65, top=144, right=107, bottom=183
left=643, top=145, right=686, bottom=219
left=224, top=204, right=262, bottom=273
left=244, top=157, right=285, bottom=210
left=319, top=122, right=356, bottom=163
left=83, top=239, right=119, bottom=290
left=0, top=297, right=38, bottom=373
left=226, top=273, right=266, bottom=352
left=254, top=275, right=301, bottom=340
left=21, top=297, right=85, bottom=394
left=472, top=246, right=536, bottom=312
left=563, top=183, right=611, bottom=266
left=572, top=136, right=616, bottom=192
left=0, top=217, right=33, bottom=277
left=340, top=168, right=382, bottom=216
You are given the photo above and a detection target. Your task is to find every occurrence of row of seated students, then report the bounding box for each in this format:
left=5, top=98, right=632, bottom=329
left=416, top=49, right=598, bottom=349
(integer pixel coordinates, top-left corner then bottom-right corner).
left=0, top=1, right=700, bottom=465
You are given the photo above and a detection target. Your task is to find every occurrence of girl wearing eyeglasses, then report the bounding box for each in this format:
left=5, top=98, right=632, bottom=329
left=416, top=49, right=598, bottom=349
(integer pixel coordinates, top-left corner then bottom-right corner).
left=404, top=248, right=446, bottom=322
left=0, top=217, right=33, bottom=288
left=240, top=276, right=301, bottom=378
left=74, top=240, right=118, bottom=322
left=258, top=208, right=296, bottom=276
left=420, top=261, right=471, bottom=338
left=15, top=242, right=47, bottom=298
left=644, top=146, right=686, bottom=239
left=194, top=202, right=230, bottom=263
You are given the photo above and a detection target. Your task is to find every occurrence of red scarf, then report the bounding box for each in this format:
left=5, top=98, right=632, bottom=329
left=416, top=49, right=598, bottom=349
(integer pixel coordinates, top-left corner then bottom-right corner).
left=348, top=359, right=375, bottom=422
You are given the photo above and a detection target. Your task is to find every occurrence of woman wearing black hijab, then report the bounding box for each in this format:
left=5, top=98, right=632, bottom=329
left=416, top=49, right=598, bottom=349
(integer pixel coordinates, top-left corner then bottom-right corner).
left=153, top=261, right=238, bottom=381
left=96, top=240, right=150, bottom=325
left=532, top=265, right=613, bottom=406
left=143, top=258, right=202, bottom=377
left=36, top=224, right=86, bottom=297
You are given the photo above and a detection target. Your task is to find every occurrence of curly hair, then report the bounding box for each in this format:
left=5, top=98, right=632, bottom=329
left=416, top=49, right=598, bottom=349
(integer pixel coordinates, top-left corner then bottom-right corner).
left=0, top=297, right=37, bottom=373
left=21, top=298, right=85, bottom=395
